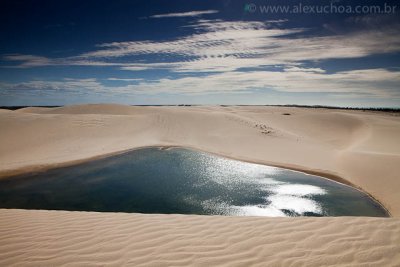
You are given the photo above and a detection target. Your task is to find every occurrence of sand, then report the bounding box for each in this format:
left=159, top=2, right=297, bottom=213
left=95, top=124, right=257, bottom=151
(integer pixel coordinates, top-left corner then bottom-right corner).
left=0, top=209, right=399, bottom=267
left=0, top=104, right=399, bottom=266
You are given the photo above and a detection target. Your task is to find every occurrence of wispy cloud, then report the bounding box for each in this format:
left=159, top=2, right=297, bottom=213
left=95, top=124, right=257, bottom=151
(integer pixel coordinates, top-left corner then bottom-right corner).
left=3, top=54, right=121, bottom=68
left=149, top=10, right=218, bottom=18
left=107, top=78, right=143, bottom=82
left=2, top=68, right=399, bottom=100
left=89, top=20, right=400, bottom=73
left=126, top=68, right=400, bottom=99
left=5, top=19, right=400, bottom=74
left=2, top=18, right=400, bottom=103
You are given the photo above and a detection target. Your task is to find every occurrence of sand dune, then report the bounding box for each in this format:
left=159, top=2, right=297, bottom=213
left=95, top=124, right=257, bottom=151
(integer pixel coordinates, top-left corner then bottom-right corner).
left=0, top=104, right=400, bottom=265
left=1, top=105, right=399, bottom=215
left=16, top=103, right=151, bottom=115
left=0, top=209, right=399, bottom=267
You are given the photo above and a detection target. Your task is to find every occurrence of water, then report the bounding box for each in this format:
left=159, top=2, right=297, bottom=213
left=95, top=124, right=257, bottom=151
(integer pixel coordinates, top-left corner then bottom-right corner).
left=0, top=147, right=388, bottom=217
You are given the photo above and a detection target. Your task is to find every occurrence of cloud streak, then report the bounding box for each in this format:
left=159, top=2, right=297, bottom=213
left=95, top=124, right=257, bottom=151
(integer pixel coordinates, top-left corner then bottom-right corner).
left=149, top=10, right=218, bottom=18
left=2, top=68, right=399, bottom=100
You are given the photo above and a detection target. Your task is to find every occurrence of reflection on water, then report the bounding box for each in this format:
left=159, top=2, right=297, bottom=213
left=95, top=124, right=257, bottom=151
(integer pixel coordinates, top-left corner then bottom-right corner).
left=0, top=147, right=388, bottom=217
left=201, top=177, right=327, bottom=216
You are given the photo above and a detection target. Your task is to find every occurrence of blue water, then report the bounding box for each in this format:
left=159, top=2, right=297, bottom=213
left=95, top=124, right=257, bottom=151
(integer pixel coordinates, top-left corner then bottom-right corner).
left=0, top=147, right=388, bottom=217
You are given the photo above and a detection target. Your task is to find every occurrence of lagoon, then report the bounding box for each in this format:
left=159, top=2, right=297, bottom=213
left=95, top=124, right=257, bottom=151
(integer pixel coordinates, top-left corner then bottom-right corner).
left=0, top=147, right=388, bottom=217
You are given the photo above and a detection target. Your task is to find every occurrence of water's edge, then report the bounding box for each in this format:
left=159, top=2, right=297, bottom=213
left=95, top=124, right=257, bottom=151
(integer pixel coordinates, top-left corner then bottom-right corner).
left=0, top=145, right=391, bottom=217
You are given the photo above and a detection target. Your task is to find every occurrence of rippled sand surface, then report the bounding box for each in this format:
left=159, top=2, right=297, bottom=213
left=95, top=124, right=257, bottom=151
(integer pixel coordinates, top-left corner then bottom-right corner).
left=0, top=209, right=399, bottom=266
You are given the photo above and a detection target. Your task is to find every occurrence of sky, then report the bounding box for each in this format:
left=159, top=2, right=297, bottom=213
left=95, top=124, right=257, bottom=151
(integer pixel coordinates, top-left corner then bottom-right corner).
left=0, top=0, right=399, bottom=107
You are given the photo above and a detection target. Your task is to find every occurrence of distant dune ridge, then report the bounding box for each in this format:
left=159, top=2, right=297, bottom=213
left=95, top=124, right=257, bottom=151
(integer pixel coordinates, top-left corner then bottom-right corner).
left=0, top=104, right=400, bottom=266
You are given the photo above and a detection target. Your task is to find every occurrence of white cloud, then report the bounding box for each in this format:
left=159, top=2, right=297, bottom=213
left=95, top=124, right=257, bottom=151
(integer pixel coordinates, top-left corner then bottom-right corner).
left=3, top=54, right=121, bottom=68
left=5, top=19, right=399, bottom=75
left=81, top=20, right=302, bottom=61
left=3, top=54, right=51, bottom=67
left=2, top=69, right=399, bottom=100
left=149, top=10, right=218, bottom=18
left=80, top=19, right=400, bottom=71
left=124, top=68, right=400, bottom=99
left=2, top=79, right=106, bottom=95
left=2, top=19, right=400, bottom=103
left=283, top=67, right=326, bottom=73
left=107, top=78, right=143, bottom=82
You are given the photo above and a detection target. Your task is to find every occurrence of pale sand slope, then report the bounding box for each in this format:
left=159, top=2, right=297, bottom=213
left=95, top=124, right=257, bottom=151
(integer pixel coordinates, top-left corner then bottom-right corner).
left=1, top=104, right=400, bottom=266
left=0, top=209, right=399, bottom=267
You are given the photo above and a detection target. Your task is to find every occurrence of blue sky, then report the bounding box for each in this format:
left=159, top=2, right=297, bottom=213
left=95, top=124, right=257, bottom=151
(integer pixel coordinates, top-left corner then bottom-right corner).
left=0, top=0, right=399, bottom=107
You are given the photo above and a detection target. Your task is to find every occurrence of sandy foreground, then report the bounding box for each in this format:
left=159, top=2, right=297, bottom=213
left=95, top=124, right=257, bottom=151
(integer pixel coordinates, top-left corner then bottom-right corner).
left=0, top=104, right=399, bottom=266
